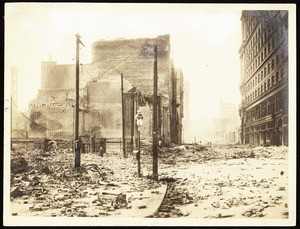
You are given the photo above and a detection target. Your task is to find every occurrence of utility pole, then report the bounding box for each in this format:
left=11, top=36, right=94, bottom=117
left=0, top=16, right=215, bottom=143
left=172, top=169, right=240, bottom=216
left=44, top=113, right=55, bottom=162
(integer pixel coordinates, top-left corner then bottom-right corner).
left=74, top=33, right=85, bottom=169
left=10, top=95, right=12, bottom=150
left=152, top=43, right=158, bottom=181
left=121, top=73, right=126, bottom=158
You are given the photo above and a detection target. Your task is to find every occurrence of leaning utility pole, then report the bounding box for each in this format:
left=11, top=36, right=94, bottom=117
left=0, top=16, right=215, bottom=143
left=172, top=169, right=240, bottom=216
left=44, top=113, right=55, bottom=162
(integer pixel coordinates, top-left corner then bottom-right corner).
left=74, top=33, right=85, bottom=169
left=152, top=43, right=158, bottom=181
left=121, top=73, right=126, bottom=158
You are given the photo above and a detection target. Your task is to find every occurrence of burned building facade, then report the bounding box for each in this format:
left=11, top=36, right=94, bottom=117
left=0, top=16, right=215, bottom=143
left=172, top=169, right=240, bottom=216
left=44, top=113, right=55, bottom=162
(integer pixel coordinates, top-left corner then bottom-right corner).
left=28, top=34, right=184, bottom=146
left=239, top=11, right=288, bottom=146
left=91, top=35, right=183, bottom=144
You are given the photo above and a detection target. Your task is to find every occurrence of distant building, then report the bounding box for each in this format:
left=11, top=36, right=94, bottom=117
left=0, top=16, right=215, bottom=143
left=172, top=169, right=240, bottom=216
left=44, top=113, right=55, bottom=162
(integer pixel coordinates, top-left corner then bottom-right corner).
left=239, top=11, right=288, bottom=146
left=214, top=100, right=240, bottom=143
left=28, top=35, right=185, bottom=147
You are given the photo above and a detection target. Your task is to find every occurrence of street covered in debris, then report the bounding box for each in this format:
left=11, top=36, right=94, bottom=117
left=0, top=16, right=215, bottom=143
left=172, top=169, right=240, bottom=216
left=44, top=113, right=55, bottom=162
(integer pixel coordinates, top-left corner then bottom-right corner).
left=5, top=5, right=295, bottom=226
left=10, top=143, right=288, bottom=219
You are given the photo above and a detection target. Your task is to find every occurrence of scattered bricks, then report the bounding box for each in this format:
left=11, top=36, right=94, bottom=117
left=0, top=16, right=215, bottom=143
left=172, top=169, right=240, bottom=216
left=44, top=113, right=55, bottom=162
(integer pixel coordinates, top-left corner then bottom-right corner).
left=278, top=186, right=286, bottom=191
left=43, top=203, right=51, bottom=208
left=61, top=207, right=67, bottom=214
left=40, top=166, right=51, bottom=175
left=54, top=194, right=65, bottom=201
left=10, top=187, right=23, bottom=198
left=36, top=195, right=46, bottom=201
left=30, top=204, right=43, bottom=211
left=73, top=203, right=87, bottom=209
left=92, top=198, right=98, bottom=204
left=108, top=207, right=115, bottom=212
left=242, top=207, right=265, bottom=218
left=211, top=202, right=220, bottom=208
left=99, top=210, right=110, bottom=216
left=11, top=157, right=29, bottom=174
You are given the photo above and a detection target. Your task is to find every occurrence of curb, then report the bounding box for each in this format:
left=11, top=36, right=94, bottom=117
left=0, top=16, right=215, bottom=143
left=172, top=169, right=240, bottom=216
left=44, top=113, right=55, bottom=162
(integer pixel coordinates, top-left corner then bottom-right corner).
left=146, top=183, right=168, bottom=218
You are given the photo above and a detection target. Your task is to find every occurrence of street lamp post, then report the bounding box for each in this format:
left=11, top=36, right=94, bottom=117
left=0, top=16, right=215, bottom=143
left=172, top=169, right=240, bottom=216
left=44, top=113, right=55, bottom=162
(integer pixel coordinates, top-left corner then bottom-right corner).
left=135, top=109, right=143, bottom=177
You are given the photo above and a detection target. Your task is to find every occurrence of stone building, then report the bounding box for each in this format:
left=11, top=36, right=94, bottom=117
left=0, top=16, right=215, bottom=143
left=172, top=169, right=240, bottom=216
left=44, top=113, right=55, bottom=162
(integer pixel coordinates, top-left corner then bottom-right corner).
left=28, top=34, right=184, bottom=146
left=239, top=11, right=288, bottom=146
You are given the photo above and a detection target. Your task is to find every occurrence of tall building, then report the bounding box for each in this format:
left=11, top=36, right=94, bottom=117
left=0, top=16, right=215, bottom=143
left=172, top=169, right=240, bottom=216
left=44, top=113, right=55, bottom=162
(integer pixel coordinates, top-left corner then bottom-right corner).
left=214, top=100, right=240, bottom=142
left=239, top=11, right=288, bottom=146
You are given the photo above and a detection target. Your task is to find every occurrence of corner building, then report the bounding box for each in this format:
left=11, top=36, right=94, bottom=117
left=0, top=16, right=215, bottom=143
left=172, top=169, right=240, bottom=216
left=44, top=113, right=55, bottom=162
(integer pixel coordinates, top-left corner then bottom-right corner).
left=239, top=11, right=288, bottom=146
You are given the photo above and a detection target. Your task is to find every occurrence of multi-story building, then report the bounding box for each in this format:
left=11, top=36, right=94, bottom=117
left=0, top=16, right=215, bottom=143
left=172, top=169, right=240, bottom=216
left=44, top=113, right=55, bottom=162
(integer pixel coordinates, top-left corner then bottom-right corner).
left=239, top=11, right=288, bottom=146
left=214, top=100, right=240, bottom=142
left=28, top=35, right=185, bottom=146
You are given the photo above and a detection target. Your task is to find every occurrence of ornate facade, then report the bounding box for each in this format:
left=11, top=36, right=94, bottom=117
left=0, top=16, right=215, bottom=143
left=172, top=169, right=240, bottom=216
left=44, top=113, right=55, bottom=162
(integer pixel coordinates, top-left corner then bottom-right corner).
left=239, top=11, right=288, bottom=146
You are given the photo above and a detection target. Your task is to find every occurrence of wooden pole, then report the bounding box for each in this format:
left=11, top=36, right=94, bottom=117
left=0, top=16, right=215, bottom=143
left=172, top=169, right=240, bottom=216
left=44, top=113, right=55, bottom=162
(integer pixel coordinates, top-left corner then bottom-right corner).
left=121, top=73, right=126, bottom=158
left=152, top=43, right=158, bottom=181
left=74, top=33, right=84, bottom=169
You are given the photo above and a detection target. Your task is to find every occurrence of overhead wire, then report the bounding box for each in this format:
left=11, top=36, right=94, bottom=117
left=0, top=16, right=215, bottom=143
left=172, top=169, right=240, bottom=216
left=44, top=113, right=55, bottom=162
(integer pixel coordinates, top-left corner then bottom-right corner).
left=80, top=63, right=126, bottom=129
left=11, top=98, right=57, bottom=131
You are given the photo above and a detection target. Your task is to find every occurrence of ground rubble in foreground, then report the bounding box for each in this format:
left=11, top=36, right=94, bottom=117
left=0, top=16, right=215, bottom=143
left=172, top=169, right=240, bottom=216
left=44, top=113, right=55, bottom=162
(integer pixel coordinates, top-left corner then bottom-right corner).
left=9, top=143, right=289, bottom=219
left=147, top=144, right=289, bottom=218
left=10, top=148, right=163, bottom=217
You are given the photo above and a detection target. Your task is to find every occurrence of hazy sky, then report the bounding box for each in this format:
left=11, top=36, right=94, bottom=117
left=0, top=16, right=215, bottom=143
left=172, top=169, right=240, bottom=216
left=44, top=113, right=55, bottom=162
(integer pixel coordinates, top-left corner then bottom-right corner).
left=5, top=3, right=242, bottom=120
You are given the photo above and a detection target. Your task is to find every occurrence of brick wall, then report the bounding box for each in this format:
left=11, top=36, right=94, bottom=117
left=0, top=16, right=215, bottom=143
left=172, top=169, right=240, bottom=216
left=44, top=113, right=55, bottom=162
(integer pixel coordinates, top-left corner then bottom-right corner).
left=92, top=35, right=171, bottom=97
left=33, top=35, right=184, bottom=143
left=28, top=106, right=74, bottom=139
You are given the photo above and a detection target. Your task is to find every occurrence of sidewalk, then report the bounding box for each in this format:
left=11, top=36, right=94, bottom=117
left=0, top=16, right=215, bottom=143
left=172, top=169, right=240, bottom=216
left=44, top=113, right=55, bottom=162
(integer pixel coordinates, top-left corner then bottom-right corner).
left=110, top=184, right=167, bottom=217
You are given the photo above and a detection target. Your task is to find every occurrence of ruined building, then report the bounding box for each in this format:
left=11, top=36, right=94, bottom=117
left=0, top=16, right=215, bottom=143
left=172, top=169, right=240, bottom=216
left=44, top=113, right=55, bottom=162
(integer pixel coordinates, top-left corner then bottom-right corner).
left=28, top=35, right=184, bottom=147
left=239, top=11, right=288, bottom=146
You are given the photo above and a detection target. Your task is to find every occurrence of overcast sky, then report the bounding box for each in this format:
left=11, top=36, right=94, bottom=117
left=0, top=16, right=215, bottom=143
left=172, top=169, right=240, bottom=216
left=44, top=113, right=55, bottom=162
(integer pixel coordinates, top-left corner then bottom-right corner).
left=5, top=3, right=246, bottom=121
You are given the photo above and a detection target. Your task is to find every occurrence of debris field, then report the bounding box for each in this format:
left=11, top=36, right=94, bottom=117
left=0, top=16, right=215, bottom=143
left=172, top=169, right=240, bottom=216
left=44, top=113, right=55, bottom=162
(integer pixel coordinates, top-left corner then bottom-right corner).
left=10, top=143, right=288, bottom=219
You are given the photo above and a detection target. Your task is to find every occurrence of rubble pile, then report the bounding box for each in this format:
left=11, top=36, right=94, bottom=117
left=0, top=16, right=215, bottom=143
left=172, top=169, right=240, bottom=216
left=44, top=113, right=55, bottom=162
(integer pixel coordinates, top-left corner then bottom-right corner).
left=154, top=144, right=288, bottom=219
left=141, top=144, right=253, bottom=167
left=10, top=142, right=289, bottom=218
left=154, top=144, right=288, bottom=165
left=157, top=145, right=219, bottom=165
left=213, top=145, right=288, bottom=160
left=10, top=146, right=163, bottom=217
